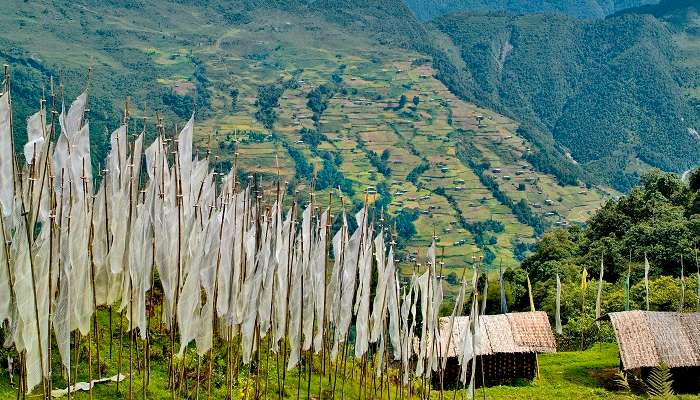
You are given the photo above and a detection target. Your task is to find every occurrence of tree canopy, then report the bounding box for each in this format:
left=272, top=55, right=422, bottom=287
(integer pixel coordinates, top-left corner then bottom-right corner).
left=522, top=169, right=700, bottom=285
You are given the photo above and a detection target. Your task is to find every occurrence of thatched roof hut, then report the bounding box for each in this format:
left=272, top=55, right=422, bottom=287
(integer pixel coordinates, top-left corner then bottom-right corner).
left=605, top=311, right=700, bottom=370
left=433, top=311, right=556, bottom=389
left=604, top=311, right=700, bottom=392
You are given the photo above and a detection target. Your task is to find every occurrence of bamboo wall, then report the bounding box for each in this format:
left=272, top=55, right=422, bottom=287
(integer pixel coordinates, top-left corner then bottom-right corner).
left=432, top=353, right=537, bottom=390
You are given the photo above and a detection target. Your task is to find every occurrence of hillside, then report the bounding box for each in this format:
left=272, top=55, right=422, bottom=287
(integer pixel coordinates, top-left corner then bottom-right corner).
left=8, top=0, right=700, bottom=262
left=0, top=0, right=619, bottom=269
left=429, top=9, right=700, bottom=190
left=405, top=0, right=661, bottom=21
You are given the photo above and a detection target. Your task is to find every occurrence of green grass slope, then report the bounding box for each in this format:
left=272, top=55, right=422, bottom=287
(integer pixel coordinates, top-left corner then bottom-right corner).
left=2, top=315, right=697, bottom=400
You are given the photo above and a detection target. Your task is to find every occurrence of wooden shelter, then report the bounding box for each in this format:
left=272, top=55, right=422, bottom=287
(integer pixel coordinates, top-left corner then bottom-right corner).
left=604, top=311, right=700, bottom=393
left=433, top=311, right=556, bottom=389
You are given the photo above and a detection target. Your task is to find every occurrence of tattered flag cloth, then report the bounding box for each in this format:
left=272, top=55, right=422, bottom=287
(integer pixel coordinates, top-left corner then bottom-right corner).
left=644, top=254, right=650, bottom=311
left=555, top=273, right=562, bottom=334
left=499, top=267, right=507, bottom=314
left=526, top=273, right=535, bottom=312
left=51, top=374, right=126, bottom=398
left=0, top=92, right=14, bottom=217
left=624, top=266, right=631, bottom=311
left=595, top=256, right=604, bottom=326
left=679, top=257, right=685, bottom=313
left=480, top=275, right=488, bottom=315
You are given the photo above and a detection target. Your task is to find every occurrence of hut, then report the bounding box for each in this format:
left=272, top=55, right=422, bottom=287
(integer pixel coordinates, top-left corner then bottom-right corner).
left=604, top=311, right=700, bottom=392
left=433, top=311, right=556, bottom=389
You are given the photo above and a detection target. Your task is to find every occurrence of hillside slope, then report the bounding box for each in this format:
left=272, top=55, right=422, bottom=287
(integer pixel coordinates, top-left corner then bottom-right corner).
left=616, top=0, right=700, bottom=111
left=0, top=0, right=615, bottom=268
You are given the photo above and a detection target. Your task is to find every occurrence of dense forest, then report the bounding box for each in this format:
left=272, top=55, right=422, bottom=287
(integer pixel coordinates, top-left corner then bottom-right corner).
left=406, top=0, right=660, bottom=21
left=524, top=169, right=700, bottom=283
left=429, top=10, right=700, bottom=190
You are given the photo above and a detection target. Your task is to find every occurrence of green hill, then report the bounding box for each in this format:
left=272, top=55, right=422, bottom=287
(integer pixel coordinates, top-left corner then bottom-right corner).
left=617, top=0, right=700, bottom=118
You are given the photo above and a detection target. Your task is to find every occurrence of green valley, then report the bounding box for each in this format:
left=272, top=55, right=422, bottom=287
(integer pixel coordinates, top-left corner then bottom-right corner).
left=0, top=0, right=620, bottom=269
left=2, top=2, right=700, bottom=399
left=2, top=0, right=698, bottom=268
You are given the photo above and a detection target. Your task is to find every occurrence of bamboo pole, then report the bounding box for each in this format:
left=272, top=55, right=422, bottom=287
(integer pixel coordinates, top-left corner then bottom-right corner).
left=281, top=202, right=297, bottom=399
left=81, top=160, right=97, bottom=400
left=319, top=192, right=332, bottom=400
left=19, top=184, right=48, bottom=399
left=44, top=77, right=58, bottom=399
left=208, top=192, right=228, bottom=399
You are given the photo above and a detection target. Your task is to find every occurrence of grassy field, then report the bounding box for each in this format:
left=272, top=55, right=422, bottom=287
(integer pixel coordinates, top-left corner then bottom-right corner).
left=3, top=312, right=697, bottom=400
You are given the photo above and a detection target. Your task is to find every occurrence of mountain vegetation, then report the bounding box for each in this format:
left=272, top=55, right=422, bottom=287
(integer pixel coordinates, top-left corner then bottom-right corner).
left=406, top=0, right=661, bottom=21
left=429, top=10, right=700, bottom=191
left=473, top=167, right=700, bottom=351
left=2, top=0, right=698, bottom=266
left=526, top=168, right=699, bottom=324
left=523, top=168, right=699, bottom=284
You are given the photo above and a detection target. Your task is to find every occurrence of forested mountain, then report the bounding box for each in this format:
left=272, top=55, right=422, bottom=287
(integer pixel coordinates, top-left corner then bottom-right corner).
left=429, top=8, right=700, bottom=190
left=524, top=168, right=700, bottom=284
left=405, top=0, right=660, bottom=21
left=612, top=0, right=698, bottom=17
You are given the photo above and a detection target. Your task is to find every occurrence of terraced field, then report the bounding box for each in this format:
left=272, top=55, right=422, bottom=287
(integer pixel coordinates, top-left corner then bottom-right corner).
left=163, top=12, right=615, bottom=271
left=1, top=2, right=612, bottom=271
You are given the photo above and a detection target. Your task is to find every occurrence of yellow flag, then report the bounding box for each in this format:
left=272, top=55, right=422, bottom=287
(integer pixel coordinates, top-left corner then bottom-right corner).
left=581, top=267, right=588, bottom=290
left=526, top=273, right=535, bottom=312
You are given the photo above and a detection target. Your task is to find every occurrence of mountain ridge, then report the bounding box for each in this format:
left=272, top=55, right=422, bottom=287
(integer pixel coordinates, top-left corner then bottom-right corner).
left=404, top=0, right=662, bottom=21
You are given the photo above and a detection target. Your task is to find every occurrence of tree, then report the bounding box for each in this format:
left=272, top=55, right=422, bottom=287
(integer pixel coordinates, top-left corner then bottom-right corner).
left=412, top=95, right=420, bottom=106
left=393, top=208, right=419, bottom=241
left=316, top=158, right=354, bottom=195
left=522, top=229, right=579, bottom=282
left=446, top=272, right=459, bottom=285
left=397, top=94, right=407, bottom=109
left=688, top=167, right=700, bottom=192
left=380, top=148, right=390, bottom=161
left=255, top=83, right=285, bottom=129
left=230, top=87, right=239, bottom=112
left=523, top=168, right=700, bottom=286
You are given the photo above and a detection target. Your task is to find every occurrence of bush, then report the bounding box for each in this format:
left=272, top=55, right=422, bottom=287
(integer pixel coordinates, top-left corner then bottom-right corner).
left=316, top=158, right=354, bottom=196
left=284, top=143, right=313, bottom=179
left=392, top=208, right=420, bottom=242
left=407, top=161, right=429, bottom=184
